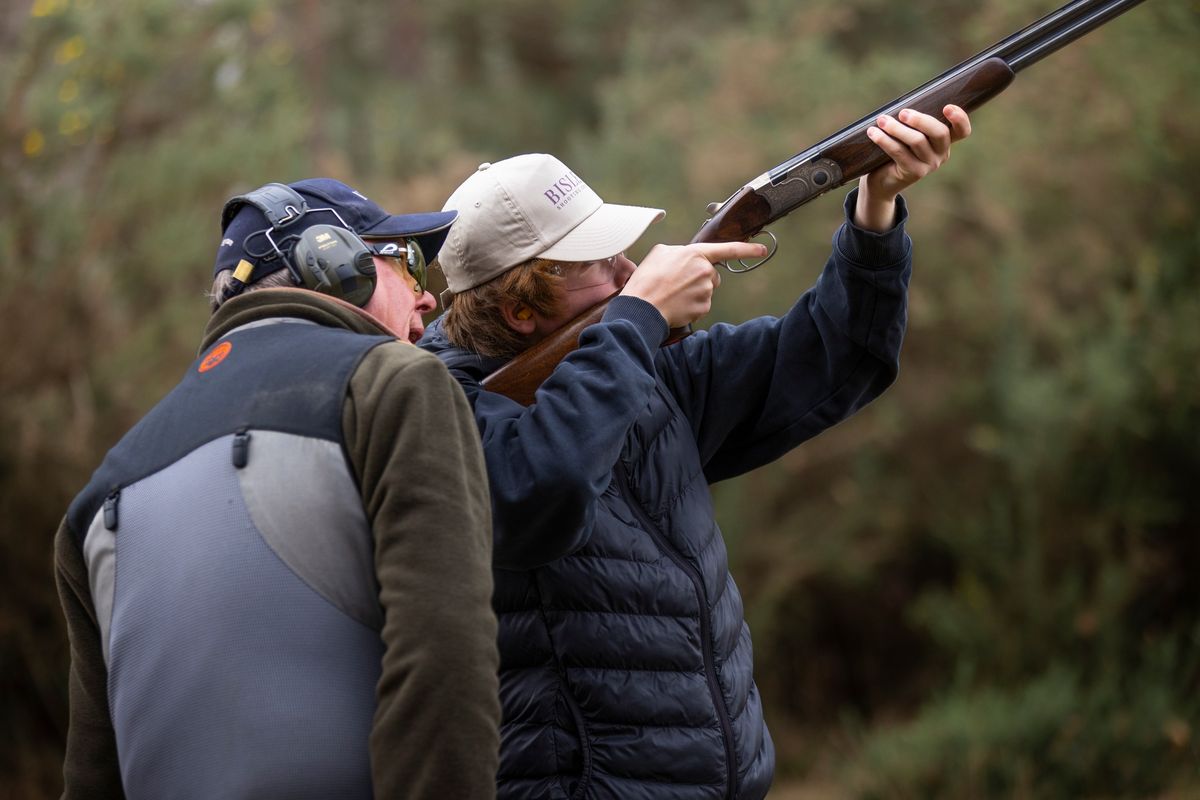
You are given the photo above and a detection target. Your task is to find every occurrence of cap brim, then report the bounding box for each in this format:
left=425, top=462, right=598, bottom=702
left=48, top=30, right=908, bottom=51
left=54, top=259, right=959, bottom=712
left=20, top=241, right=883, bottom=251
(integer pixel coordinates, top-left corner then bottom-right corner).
left=538, top=203, right=665, bottom=262
left=361, top=210, right=459, bottom=261
left=360, top=210, right=458, bottom=239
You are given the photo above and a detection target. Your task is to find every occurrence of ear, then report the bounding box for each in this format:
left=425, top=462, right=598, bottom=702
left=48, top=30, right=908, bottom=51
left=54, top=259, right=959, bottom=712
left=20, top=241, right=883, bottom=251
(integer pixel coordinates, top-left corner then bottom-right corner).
left=500, top=300, right=537, bottom=335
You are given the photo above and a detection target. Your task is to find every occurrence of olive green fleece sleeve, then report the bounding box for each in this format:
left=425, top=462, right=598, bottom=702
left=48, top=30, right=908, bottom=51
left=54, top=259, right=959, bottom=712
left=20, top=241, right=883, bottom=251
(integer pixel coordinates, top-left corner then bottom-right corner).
left=344, top=342, right=500, bottom=800
left=54, top=520, right=125, bottom=799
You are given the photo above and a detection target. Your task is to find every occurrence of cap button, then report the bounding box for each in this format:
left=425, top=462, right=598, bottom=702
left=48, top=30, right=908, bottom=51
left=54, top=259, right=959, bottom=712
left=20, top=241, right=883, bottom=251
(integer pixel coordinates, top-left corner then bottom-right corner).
left=477, top=162, right=491, bottom=171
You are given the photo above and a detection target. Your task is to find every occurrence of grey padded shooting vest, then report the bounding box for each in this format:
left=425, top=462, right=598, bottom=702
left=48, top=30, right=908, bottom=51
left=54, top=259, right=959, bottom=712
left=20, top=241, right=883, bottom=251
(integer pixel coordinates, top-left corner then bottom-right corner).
left=65, top=319, right=392, bottom=800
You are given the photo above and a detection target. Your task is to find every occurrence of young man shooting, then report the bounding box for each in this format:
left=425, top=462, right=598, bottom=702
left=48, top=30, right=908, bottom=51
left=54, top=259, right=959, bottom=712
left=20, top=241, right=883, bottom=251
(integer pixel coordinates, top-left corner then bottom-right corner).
left=421, top=105, right=971, bottom=799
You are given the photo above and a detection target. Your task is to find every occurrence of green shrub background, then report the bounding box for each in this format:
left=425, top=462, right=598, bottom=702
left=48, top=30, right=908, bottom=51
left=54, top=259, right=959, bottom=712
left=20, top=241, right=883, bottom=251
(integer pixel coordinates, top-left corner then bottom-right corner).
left=3, top=0, right=1196, bottom=796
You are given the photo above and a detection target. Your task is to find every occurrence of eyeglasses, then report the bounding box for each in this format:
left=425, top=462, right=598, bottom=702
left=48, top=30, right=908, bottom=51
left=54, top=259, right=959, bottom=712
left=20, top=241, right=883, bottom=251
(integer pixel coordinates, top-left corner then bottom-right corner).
left=553, top=254, right=621, bottom=292
left=368, top=239, right=428, bottom=294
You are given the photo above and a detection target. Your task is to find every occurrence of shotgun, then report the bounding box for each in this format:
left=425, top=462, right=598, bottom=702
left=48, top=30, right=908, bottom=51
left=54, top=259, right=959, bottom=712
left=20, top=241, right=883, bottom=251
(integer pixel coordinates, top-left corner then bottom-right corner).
left=483, top=0, right=1151, bottom=406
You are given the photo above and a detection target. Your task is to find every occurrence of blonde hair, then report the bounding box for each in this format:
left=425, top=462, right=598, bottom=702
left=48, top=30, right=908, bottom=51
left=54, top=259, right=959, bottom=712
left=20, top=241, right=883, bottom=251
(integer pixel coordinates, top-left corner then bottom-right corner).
left=208, top=268, right=293, bottom=313
left=442, top=259, right=565, bottom=359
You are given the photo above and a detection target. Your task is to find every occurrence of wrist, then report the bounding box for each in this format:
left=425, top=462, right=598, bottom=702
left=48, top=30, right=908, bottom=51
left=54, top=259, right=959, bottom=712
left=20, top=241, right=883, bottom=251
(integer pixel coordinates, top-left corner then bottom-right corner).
left=603, top=295, right=670, bottom=347
left=855, top=176, right=898, bottom=233
left=840, top=189, right=910, bottom=266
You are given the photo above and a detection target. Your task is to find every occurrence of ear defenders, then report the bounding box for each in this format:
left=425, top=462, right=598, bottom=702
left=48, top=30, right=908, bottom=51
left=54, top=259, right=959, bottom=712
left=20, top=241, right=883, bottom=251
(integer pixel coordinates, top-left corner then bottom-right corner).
left=291, top=224, right=377, bottom=307
left=220, top=183, right=377, bottom=307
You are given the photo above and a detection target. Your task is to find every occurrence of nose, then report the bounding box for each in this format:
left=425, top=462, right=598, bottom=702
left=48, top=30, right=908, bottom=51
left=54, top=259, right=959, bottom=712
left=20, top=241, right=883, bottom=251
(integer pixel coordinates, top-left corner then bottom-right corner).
left=416, top=289, right=437, bottom=315
left=614, top=253, right=636, bottom=288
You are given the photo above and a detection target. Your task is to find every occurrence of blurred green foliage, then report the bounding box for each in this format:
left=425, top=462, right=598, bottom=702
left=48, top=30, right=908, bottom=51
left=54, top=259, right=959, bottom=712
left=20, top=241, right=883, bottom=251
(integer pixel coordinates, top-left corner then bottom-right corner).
left=2, top=0, right=1197, bottom=797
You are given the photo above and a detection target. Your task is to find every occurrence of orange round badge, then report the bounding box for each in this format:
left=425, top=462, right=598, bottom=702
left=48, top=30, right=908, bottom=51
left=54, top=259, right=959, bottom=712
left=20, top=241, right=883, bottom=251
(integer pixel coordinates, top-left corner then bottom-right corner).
left=199, top=341, right=232, bottom=373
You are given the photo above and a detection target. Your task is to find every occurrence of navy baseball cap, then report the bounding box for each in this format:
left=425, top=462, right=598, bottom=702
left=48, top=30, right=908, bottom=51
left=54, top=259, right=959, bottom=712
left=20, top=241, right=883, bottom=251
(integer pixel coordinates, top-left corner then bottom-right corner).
left=214, top=178, right=457, bottom=282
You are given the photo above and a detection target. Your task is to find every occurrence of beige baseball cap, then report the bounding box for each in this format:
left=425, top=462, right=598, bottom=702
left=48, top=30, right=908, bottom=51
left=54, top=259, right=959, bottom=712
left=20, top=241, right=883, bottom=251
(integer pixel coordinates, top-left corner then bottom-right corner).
left=437, top=153, right=665, bottom=296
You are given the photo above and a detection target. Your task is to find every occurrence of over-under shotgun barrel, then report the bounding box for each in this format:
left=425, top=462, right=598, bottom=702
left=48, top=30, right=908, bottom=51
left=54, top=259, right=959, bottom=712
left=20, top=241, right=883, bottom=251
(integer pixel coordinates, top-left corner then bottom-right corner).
left=697, top=0, right=1150, bottom=245
left=483, top=0, right=1151, bottom=405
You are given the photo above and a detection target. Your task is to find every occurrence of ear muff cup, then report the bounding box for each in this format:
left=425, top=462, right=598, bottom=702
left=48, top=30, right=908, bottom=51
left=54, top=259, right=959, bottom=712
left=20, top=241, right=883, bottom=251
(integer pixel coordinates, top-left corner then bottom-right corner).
left=290, top=224, right=377, bottom=308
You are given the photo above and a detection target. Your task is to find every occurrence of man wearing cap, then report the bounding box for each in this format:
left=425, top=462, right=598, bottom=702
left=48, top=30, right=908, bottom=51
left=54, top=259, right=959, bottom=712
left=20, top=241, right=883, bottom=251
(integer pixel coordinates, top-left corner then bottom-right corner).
left=54, top=178, right=500, bottom=799
left=420, top=106, right=971, bottom=799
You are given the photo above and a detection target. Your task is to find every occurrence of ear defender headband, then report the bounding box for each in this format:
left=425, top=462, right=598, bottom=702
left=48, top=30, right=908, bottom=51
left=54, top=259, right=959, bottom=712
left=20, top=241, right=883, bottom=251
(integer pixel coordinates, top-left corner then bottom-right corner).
left=219, top=183, right=377, bottom=307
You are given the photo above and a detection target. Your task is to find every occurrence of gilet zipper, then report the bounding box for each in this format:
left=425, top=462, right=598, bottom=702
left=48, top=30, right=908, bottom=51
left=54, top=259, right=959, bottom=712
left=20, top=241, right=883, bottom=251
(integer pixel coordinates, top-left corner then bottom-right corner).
left=614, top=462, right=736, bottom=800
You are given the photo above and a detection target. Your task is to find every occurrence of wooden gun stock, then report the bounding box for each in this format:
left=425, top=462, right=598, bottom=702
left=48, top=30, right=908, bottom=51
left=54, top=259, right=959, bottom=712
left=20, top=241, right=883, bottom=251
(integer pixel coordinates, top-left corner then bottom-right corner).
left=483, top=0, right=1149, bottom=405
left=482, top=302, right=611, bottom=406
left=481, top=302, right=689, bottom=404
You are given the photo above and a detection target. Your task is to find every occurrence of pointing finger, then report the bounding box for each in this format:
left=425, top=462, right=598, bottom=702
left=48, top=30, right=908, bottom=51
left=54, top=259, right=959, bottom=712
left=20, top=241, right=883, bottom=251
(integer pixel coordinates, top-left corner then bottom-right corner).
left=692, top=241, right=769, bottom=264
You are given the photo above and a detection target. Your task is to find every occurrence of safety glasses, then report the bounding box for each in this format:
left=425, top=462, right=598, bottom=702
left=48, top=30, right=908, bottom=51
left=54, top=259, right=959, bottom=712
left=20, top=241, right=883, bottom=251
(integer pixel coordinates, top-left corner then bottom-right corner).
left=368, top=239, right=428, bottom=294
left=555, top=253, right=621, bottom=292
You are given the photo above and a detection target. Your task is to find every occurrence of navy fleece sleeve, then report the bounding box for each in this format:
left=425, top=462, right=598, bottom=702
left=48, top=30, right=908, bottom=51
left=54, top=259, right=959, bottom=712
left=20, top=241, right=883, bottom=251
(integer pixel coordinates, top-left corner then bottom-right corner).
left=660, top=189, right=913, bottom=483
left=468, top=297, right=668, bottom=570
